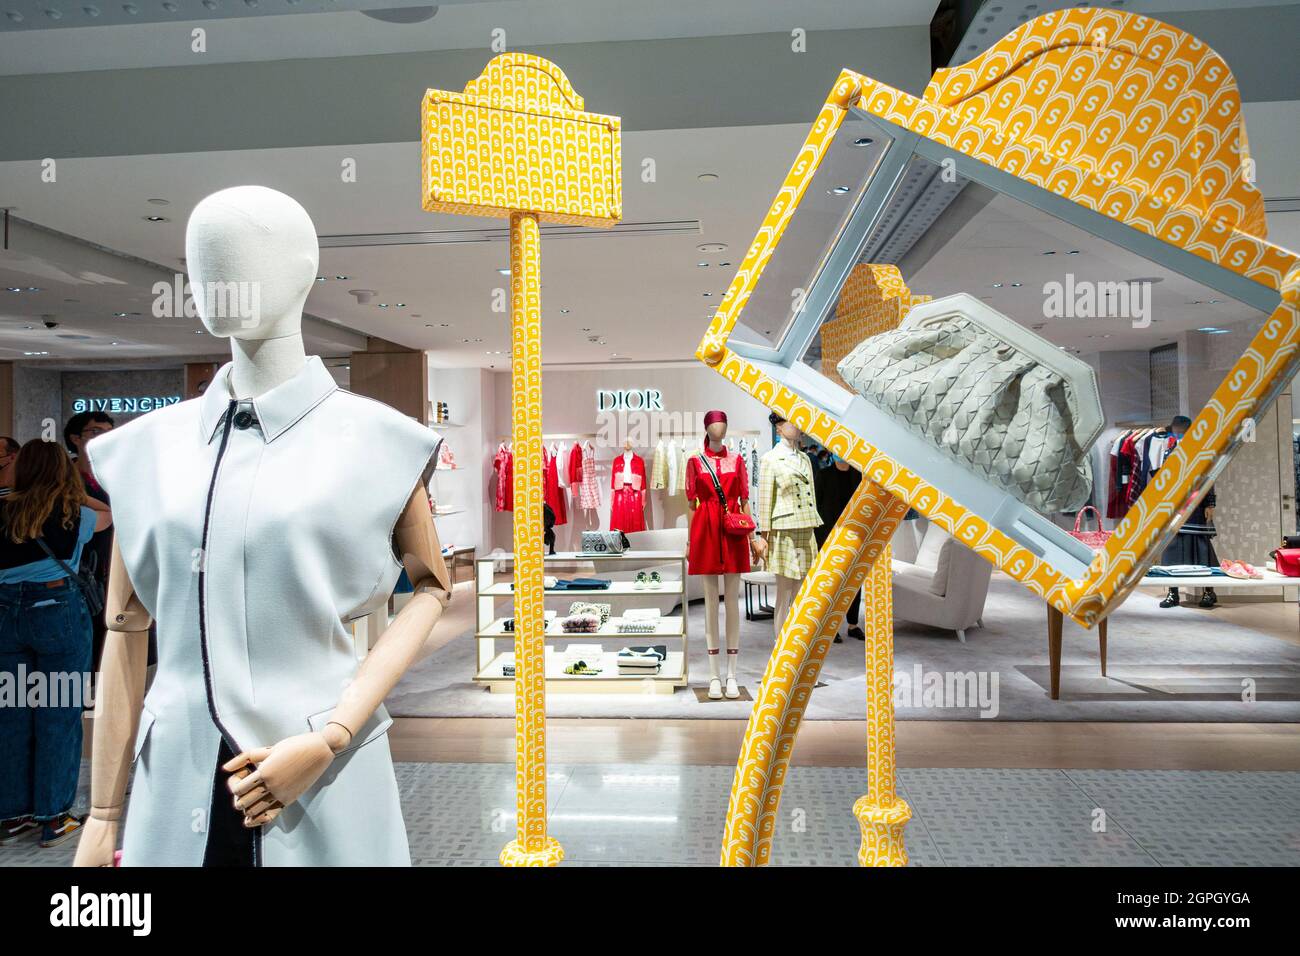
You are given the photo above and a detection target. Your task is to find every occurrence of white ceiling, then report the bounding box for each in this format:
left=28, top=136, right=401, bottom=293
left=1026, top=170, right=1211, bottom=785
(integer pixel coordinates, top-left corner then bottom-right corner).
left=0, top=0, right=936, bottom=75
left=0, top=124, right=809, bottom=366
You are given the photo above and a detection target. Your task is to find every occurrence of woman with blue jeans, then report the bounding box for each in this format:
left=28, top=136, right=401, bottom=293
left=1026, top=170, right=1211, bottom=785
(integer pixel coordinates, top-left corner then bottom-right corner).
left=0, top=439, right=111, bottom=848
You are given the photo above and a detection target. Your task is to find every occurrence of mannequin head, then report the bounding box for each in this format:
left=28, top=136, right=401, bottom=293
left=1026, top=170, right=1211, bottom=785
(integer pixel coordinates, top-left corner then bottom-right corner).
left=185, top=185, right=318, bottom=341
left=704, top=409, right=728, bottom=446
left=769, top=411, right=801, bottom=445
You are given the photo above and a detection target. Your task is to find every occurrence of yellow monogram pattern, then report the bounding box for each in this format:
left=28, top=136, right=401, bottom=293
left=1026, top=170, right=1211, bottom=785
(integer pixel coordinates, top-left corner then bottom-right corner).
left=819, top=264, right=931, bottom=391
left=423, top=55, right=621, bottom=867
left=721, top=480, right=908, bottom=865
left=422, top=53, right=621, bottom=227
left=704, top=8, right=1300, bottom=865
left=699, top=10, right=1300, bottom=629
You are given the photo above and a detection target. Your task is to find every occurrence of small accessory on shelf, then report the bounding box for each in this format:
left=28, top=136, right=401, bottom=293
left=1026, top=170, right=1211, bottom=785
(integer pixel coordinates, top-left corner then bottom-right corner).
left=1269, top=548, right=1300, bottom=577
left=634, top=571, right=649, bottom=590
left=563, top=661, right=602, bottom=675
left=580, top=530, right=631, bottom=554
left=551, top=577, right=611, bottom=591
left=648, top=570, right=663, bottom=589
left=568, top=601, right=611, bottom=624
left=1068, top=506, right=1112, bottom=550
left=559, top=613, right=601, bottom=634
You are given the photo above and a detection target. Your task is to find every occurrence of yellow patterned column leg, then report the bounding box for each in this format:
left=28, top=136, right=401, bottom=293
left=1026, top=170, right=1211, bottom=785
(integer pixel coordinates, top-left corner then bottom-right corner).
left=721, top=480, right=908, bottom=865
left=853, top=541, right=911, bottom=865
left=499, top=211, right=562, bottom=868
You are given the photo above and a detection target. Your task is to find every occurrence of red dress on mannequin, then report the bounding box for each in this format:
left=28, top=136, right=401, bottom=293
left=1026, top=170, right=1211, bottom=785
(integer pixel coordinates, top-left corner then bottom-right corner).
left=544, top=447, right=567, bottom=526
left=608, top=451, right=647, bottom=533
left=685, top=444, right=751, bottom=575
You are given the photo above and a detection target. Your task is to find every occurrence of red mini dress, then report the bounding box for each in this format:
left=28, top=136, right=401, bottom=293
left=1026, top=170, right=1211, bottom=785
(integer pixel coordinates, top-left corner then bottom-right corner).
left=685, top=445, right=751, bottom=576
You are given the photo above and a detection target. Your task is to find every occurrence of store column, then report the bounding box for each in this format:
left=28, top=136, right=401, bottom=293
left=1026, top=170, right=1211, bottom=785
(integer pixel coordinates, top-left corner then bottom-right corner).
left=421, top=53, right=621, bottom=866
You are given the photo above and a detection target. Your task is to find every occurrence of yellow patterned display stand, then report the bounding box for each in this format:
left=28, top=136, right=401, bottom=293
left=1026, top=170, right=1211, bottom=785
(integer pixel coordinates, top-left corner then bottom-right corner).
left=422, top=54, right=620, bottom=867
left=703, top=8, right=1300, bottom=866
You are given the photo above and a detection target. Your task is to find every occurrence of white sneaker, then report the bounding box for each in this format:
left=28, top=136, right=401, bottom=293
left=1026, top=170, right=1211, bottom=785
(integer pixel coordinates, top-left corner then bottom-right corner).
left=725, top=677, right=740, bottom=699
left=707, top=677, right=723, bottom=700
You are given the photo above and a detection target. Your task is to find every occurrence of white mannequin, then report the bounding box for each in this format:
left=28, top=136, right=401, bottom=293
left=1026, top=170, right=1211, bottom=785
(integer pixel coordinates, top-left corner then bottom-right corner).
left=689, top=416, right=762, bottom=700
left=75, top=186, right=450, bottom=866
left=765, top=418, right=803, bottom=636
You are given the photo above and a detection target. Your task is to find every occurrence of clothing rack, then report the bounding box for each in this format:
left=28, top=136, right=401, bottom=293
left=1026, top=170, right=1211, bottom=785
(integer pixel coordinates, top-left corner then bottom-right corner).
left=496, top=432, right=600, bottom=442
left=652, top=429, right=763, bottom=439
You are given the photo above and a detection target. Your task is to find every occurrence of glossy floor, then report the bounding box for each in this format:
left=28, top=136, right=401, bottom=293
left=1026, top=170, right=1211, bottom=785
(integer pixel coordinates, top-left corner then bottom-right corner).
left=5, top=761, right=1298, bottom=867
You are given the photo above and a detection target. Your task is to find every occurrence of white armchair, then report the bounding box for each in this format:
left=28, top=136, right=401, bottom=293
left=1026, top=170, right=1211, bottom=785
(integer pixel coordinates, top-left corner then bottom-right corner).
left=890, top=523, right=992, bottom=642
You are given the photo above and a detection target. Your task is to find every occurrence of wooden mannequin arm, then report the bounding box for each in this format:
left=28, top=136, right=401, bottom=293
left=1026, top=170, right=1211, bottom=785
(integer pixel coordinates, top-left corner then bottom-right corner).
left=74, top=540, right=151, bottom=866
left=226, top=484, right=450, bottom=826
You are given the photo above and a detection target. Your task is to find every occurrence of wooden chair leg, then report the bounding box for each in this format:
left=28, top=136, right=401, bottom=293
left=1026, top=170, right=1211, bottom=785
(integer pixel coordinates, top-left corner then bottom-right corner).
left=1047, top=604, right=1063, bottom=700
left=1098, top=618, right=1108, bottom=677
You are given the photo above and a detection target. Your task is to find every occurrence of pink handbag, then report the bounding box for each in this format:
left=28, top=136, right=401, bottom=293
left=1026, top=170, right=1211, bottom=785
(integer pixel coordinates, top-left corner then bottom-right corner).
left=1069, top=506, right=1112, bottom=550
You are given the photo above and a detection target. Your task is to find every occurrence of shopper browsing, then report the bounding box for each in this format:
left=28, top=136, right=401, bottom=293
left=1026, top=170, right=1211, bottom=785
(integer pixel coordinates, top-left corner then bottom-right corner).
left=0, top=439, right=112, bottom=849
left=64, top=412, right=116, bottom=675
left=0, top=436, right=18, bottom=497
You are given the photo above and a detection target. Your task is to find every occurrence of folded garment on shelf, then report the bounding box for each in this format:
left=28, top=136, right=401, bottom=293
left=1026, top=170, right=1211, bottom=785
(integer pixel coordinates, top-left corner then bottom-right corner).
left=623, top=607, right=661, bottom=621
left=550, top=577, right=612, bottom=591
left=569, top=601, right=612, bottom=624
left=1146, top=565, right=1228, bottom=577
left=618, top=645, right=668, bottom=665
left=618, top=665, right=661, bottom=676
left=616, top=620, right=660, bottom=634
left=560, top=613, right=602, bottom=634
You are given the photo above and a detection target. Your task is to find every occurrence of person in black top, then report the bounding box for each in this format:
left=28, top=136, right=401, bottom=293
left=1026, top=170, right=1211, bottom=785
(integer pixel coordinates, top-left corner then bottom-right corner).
left=814, top=454, right=864, bottom=642
left=64, top=412, right=115, bottom=672
left=1158, top=415, right=1218, bottom=609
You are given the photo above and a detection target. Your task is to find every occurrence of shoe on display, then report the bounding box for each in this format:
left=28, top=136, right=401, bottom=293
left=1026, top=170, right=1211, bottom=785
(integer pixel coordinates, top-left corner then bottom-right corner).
left=648, top=570, right=663, bottom=589
left=1159, top=589, right=1180, bottom=609
left=708, top=677, right=723, bottom=700
left=724, top=677, right=740, bottom=699
left=39, top=813, right=84, bottom=848
left=0, top=815, right=38, bottom=846
left=847, top=626, right=866, bottom=641
left=634, top=571, right=649, bottom=590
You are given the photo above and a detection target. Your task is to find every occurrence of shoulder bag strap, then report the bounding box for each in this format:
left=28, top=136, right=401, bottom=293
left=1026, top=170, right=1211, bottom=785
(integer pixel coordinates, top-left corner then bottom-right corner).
left=34, top=535, right=104, bottom=616
left=697, top=453, right=729, bottom=514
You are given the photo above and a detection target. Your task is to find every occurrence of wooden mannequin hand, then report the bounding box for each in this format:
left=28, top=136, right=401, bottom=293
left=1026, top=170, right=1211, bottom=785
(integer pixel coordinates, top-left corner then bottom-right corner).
left=72, top=815, right=118, bottom=867
left=224, top=726, right=347, bottom=827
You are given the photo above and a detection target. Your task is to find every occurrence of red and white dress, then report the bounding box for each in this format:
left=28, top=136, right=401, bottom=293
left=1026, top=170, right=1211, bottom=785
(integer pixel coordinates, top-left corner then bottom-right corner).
left=577, top=442, right=600, bottom=512
left=492, top=443, right=513, bottom=512
left=685, top=444, right=751, bottom=576
left=608, top=451, right=647, bottom=533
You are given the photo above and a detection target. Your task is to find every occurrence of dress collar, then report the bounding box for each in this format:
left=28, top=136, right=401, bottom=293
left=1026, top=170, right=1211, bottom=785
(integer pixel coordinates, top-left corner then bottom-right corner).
left=199, top=355, right=337, bottom=444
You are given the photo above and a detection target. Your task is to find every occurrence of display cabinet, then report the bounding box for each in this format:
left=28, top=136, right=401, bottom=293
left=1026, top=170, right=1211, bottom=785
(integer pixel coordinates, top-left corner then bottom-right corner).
left=473, top=550, right=689, bottom=694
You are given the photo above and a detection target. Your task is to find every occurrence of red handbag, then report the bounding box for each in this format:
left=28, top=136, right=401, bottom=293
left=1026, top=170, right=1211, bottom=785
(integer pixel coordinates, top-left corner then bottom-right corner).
left=1068, top=506, right=1112, bottom=550
left=699, top=453, right=756, bottom=538
left=1270, top=548, right=1300, bottom=577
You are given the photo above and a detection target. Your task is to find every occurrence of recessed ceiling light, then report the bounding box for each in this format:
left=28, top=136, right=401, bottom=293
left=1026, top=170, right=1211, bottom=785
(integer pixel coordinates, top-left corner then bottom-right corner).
left=1042, top=250, right=1056, bottom=255
left=697, top=262, right=709, bottom=267
left=146, top=198, right=169, bottom=205
left=1197, top=326, right=1230, bottom=334
left=827, top=185, right=851, bottom=195
left=26, top=287, right=40, bottom=292
left=111, top=341, right=119, bottom=345
left=991, top=282, right=1003, bottom=288
left=851, top=137, right=874, bottom=147
left=1010, top=282, right=1022, bottom=287
left=395, top=302, right=406, bottom=307
left=5, top=287, right=20, bottom=293
left=580, top=327, right=592, bottom=332
left=335, top=275, right=348, bottom=280
left=144, top=215, right=168, bottom=222
left=439, top=322, right=450, bottom=327
left=697, top=173, right=719, bottom=182
left=194, top=330, right=204, bottom=334
left=719, top=261, right=732, bottom=267
left=113, top=312, right=128, bottom=317
left=702, top=292, right=712, bottom=297
left=315, top=276, right=327, bottom=282
left=497, top=268, right=510, bottom=276
left=23, top=351, right=49, bottom=356
left=559, top=308, right=570, bottom=314
left=1066, top=250, right=1080, bottom=255
left=378, top=303, right=389, bottom=308
left=697, top=242, right=727, bottom=253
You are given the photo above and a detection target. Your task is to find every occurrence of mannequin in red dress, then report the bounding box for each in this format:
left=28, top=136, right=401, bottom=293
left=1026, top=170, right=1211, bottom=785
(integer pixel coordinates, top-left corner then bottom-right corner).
left=608, top=439, right=647, bottom=533
left=686, top=410, right=764, bottom=700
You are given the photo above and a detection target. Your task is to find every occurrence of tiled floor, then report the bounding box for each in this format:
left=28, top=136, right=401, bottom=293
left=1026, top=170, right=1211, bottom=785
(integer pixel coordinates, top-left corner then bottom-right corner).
left=5, top=762, right=1299, bottom=866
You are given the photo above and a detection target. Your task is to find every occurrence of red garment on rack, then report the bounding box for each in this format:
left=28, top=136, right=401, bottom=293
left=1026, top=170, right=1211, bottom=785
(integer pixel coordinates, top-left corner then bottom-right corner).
left=544, top=447, right=568, bottom=526
left=567, top=442, right=584, bottom=485
left=608, top=452, right=646, bottom=533
left=685, top=445, right=751, bottom=576
left=492, top=444, right=513, bottom=512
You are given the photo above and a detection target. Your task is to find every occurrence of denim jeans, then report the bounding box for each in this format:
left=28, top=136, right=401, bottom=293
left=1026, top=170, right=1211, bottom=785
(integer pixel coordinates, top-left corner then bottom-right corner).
left=0, top=579, right=92, bottom=821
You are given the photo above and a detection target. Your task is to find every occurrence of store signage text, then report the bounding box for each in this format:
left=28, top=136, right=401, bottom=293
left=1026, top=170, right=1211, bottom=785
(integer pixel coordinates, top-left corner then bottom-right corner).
left=73, top=396, right=181, bottom=414
left=596, top=388, right=664, bottom=412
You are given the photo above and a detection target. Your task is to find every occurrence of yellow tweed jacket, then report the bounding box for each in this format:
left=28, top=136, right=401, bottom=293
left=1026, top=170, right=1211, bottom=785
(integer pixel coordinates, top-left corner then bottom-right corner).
left=757, top=442, right=819, bottom=532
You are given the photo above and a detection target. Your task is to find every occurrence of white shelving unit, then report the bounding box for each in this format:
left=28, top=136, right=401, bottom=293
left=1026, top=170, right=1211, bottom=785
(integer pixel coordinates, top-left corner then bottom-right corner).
left=474, top=550, right=689, bottom=695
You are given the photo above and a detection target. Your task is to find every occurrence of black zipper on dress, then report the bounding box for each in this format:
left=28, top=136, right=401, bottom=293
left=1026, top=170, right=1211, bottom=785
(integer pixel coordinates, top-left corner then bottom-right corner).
left=197, top=398, right=262, bottom=866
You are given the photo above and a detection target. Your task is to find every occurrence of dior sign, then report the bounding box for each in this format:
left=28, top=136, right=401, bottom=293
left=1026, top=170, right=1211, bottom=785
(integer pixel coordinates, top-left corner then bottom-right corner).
left=596, top=388, right=664, bottom=412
